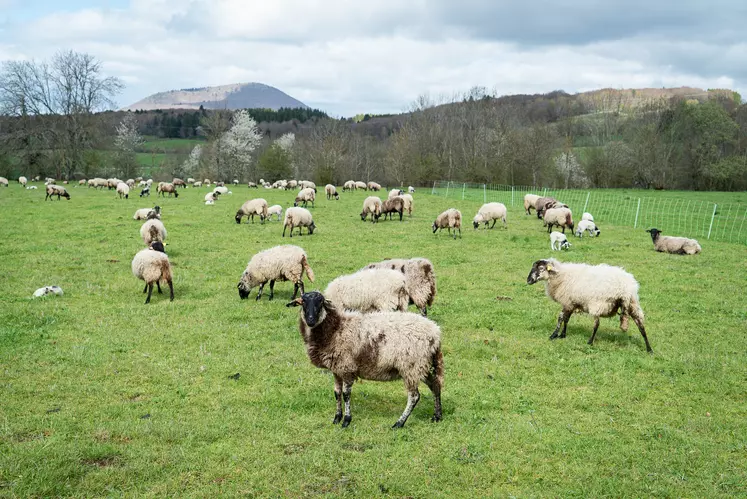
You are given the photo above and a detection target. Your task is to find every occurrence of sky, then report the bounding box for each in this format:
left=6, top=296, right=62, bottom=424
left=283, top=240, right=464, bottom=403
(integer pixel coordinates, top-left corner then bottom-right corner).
left=1, top=0, right=745, bottom=116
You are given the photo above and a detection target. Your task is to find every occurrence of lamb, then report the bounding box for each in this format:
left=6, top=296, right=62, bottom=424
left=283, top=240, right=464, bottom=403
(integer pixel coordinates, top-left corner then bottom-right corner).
left=575, top=220, right=600, bottom=238
left=205, top=191, right=220, bottom=202
left=388, top=188, right=404, bottom=199
left=534, top=196, right=557, bottom=219
left=235, top=198, right=269, bottom=224
left=238, top=244, right=315, bottom=300
left=472, top=202, right=507, bottom=229
left=26, top=186, right=37, bottom=190
left=367, top=181, right=382, bottom=191
left=408, top=186, right=415, bottom=193
left=267, top=204, right=283, bottom=221
left=343, top=180, right=356, bottom=191
left=140, top=215, right=167, bottom=246
left=0, top=177, right=7, bottom=187
left=582, top=212, right=594, bottom=222
left=282, top=207, right=316, bottom=237
left=233, top=179, right=239, bottom=185
left=325, top=184, right=340, bottom=200
left=247, top=182, right=258, bottom=188
left=18, top=176, right=27, bottom=187
left=116, top=182, right=130, bottom=199
left=524, top=194, right=540, bottom=215
left=354, top=181, right=367, bottom=190
left=286, top=291, right=443, bottom=428
left=157, top=182, right=179, bottom=198
left=432, top=209, right=462, bottom=239
left=543, top=207, right=574, bottom=233
left=527, top=258, right=653, bottom=352
left=33, top=285, right=64, bottom=298
left=380, top=196, right=405, bottom=221
left=364, top=258, right=437, bottom=316
left=213, top=185, right=229, bottom=195
left=133, top=206, right=161, bottom=220
left=550, top=232, right=571, bottom=251
left=140, top=187, right=150, bottom=198
left=45, top=185, right=70, bottom=201
left=131, top=241, right=174, bottom=304
left=324, top=269, right=409, bottom=313
left=78, top=179, right=87, bottom=186
left=360, top=196, right=382, bottom=223
left=193, top=181, right=202, bottom=188
left=400, top=194, right=414, bottom=216
left=294, top=187, right=316, bottom=208
left=646, top=228, right=701, bottom=255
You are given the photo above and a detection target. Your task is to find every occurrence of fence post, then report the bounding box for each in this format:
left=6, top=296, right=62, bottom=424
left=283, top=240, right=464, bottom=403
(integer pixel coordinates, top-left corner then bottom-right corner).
left=445, top=182, right=450, bottom=198
left=462, top=183, right=466, bottom=200
left=634, top=198, right=641, bottom=228
left=543, top=187, right=547, bottom=196
left=483, top=184, right=486, bottom=203
left=583, top=192, right=590, bottom=213
left=511, top=186, right=514, bottom=206
left=708, top=204, right=717, bottom=239
left=431, top=181, right=436, bottom=195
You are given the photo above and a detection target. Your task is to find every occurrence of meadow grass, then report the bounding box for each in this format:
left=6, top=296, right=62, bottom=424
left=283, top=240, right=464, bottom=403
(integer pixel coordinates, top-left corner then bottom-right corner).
left=0, top=184, right=745, bottom=497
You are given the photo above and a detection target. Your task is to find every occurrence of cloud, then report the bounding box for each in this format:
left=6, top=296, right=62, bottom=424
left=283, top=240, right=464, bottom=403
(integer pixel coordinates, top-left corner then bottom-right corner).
left=0, top=0, right=745, bottom=115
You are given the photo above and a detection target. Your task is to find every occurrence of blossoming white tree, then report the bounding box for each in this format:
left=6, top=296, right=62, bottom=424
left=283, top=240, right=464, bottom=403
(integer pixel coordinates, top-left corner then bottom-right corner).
left=114, top=112, right=143, bottom=178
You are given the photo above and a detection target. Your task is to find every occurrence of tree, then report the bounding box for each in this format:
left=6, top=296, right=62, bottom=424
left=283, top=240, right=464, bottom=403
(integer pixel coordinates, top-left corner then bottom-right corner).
left=181, top=145, right=202, bottom=178
left=113, top=112, right=143, bottom=179
left=220, top=110, right=262, bottom=181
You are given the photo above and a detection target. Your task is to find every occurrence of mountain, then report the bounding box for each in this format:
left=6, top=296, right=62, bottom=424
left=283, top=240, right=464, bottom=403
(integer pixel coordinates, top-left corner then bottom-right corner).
left=122, top=82, right=309, bottom=111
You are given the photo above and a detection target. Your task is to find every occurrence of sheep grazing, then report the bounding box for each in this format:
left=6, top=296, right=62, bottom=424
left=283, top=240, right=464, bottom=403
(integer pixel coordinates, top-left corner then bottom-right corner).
left=472, top=202, right=507, bottom=229
left=157, top=182, right=179, bottom=198
left=534, top=196, right=557, bottom=219
left=193, top=181, right=202, bottom=188
left=282, top=207, right=316, bottom=237
left=543, top=207, right=574, bottom=233
left=233, top=179, right=239, bottom=185
left=294, top=187, right=316, bottom=208
left=132, top=241, right=174, bottom=304
left=364, top=258, right=437, bottom=316
left=26, top=186, right=38, bottom=190
left=550, top=232, right=571, bottom=251
left=214, top=186, right=229, bottom=196
left=354, top=181, right=367, bottom=190
left=527, top=259, right=652, bottom=352
left=582, top=212, right=594, bottom=222
left=360, top=196, right=382, bottom=223
left=133, top=206, right=161, bottom=221
left=238, top=244, right=315, bottom=300
left=140, top=215, right=167, bottom=246
left=343, top=180, right=356, bottom=191
left=287, top=291, right=444, bottom=428
left=298, top=180, right=317, bottom=192
left=286, top=180, right=298, bottom=190
left=116, top=182, right=130, bottom=199
left=367, top=181, right=382, bottom=191
left=325, top=184, right=340, bottom=200
left=646, top=228, right=701, bottom=255
left=45, top=185, right=70, bottom=201
left=88, top=178, right=107, bottom=189
left=379, top=196, right=405, bottom=221
left=432, top=209, right=462, bottom=239
left=325, top=268, right=409, bottom=313
left=267, top=204, right=283, bottom=221
left=247, top=182, right=258, bottom=188
left=18, top=176, right=27, bottom=187
left=524, top=194, right=540, bottom=215
left=78, top=179, right=87, bottom=186
left=388, top=188, right=404, bottom=199
left=126, top=179, right=135, bottom=189
left=186, top=177, right=195, bottom=184
left=204, top=179, right=211, bottom=186
left=408, top=186, right=415, bottom=193
left=575, top=220, right=600, bottom=238
left=0, top=177, right=8, bottom=187
left=400, top=194, right=414, bottom=217
left=172, top=178, right=186, bottom=188
left=235, top=198, right=269, bottom=224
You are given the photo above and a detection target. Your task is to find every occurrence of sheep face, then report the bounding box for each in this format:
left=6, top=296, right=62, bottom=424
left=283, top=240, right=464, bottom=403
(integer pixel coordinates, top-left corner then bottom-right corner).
left=646, top=228, right=661, bottom=242
left=307, top=222, right=316, bottom=235
left=287, top=291, right=329, bottom=328
left=237, top=271, right=257, bottom=299
left=360, top=211, right=367, bottom=221
left=526, top=259, right=555, bottom=285
left=432, top=222, right=438, bottom=233
left=235, top=211, right=244, bottom=224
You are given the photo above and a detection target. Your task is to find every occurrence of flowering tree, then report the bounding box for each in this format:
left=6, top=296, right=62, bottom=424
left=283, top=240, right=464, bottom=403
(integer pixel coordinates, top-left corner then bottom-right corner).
left=114, top=112, right=143, bottom=178
left=218, top=110, right=262, bottom=181
left=181, top=144, right=202, bottom=177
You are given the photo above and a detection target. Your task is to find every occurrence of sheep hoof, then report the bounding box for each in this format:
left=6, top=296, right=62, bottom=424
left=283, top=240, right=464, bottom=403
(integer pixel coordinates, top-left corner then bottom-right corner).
left=341, top=416, right=351, bottom=428
left=430, top=415, right=441, bottom=423
left=391, top=421, right=405, bottom=429
left=549, top=332, right=559, bottom=340
left=332, top=414, right=342, bottom=424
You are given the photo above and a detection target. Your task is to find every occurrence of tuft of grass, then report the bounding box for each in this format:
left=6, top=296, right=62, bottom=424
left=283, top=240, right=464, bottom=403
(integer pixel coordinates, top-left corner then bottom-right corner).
left=0, top=183, right=745, bottom=497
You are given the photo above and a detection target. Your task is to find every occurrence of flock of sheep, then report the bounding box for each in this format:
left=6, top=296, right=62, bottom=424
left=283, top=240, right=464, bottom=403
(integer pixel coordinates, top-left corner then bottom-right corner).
left=5, top=174, right=705, bottom=428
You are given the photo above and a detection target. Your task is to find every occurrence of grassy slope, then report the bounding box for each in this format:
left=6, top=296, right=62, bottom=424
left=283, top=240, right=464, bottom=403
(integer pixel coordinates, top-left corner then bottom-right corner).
left=0, top=185, right=745, bottom=497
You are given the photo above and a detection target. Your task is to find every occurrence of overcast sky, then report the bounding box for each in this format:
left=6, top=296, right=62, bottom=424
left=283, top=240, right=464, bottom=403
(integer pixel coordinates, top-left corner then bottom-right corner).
left=1, top=0, right=745, bottom=116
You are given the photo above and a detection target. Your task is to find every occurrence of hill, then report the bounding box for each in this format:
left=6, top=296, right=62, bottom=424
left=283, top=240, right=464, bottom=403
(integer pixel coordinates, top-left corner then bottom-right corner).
left=123, top=82, right=309, bottom=111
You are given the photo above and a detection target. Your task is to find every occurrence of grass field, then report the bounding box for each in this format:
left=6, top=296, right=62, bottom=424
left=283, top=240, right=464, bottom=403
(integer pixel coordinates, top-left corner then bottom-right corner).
left=1, top=184, right=745, bottom=497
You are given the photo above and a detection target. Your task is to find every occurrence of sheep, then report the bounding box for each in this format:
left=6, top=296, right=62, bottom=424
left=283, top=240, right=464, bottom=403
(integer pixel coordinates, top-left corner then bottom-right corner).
left=543, top=207, right=574, bottom=233
left=238, top=244, right=315, bottom=300
left=116, top=182, right=130, bottom=199
left=388, top=188, right=404, bottom=199
left=172, top=178, right=187, bottom=188
left=157, top=182, right=179, bottom=198
left=408, top=186, right=415, bottom=193
left=432, top=209, right=462, bottom=239
left=294, top=187, right=316, bottom=208
left=267, top=204, right=283, bottom=221
left=126, top=179, right=135, bottom=189
left=324, top=269, right=409, bottom=313
left=282, top=207, right=316, bottom=237
left=106, top=178, right=121, bottom=190
left=146, top=179, right=153, bottom=187
left=582, top=212, right=594, bottom=222
left=45, top=185, right=70, bottom=201
left=247, top=182, right=258, bottom=188
left=192, top=181, right=202, bottom=188
left=187, top=177, right=195, bottom=184
left=26, top=186, right=38, bottom=190
left=286, top=180, right=298, bottom=190
left=400, top=194, right=414, bottom=217
left=78, top=179, right=87, bottom=186
left=235, top=198, right=269, bottom=224
left=534, top=196, right=557, bottom=219
left=213, top=186, right=229, bottom=195
left=360, top=196, right=382, bottom=223
left=140, top=215, right=167, bottom=246
left=233, top=179, right=239, bottom=185
left=325, top=184, right=340, bottom=200
left=33, top=285, right=64, bottom=298
left=575, top=220, right=600, bottom=238
left=646, top=228, right=701, bottom=255
left=343, top=180, right=356, bottom=191
left=472, top=202, right=507, bottom=229
left=18, top=176, right=27, bottom=187
left=364, top=258, right=437, bottom=316
left=0, top=177, right=7, bottom=187
left=140, top=187, right=151, bottom=198
left=380, top=196, right=405, bottom=221
left=88, top=178, right=107, bottom=189
left=298, top=180, right=317, bottom=192
left=132, top=241, right=174, bottom=304
left=286, top=291, right=444, bottom=428
left=524, top=194, right=540, bottom=215
left=526, top=258, right=653, bottom=352
left=550, top=232, right=572, bottom=251
left=354, top=181, right=367, bottom=190
left=367, top=181, right=382, bottom=191
left=204, top=178, right=211, bottom=186
left=205, top=191, right=220, bottom=202
left=133, top=206, right=161, bottom=220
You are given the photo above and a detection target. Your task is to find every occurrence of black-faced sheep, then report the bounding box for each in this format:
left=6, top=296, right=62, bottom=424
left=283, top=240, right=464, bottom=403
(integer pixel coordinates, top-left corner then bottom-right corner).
left=550, top=232, right=571, bottom=250
left=360, top=196, right=382, bottom=223
left=408, top=186, right=415, bottom=193
left=343, top=180, right=355, bottom=191
left=646, top=228, right=701, bottom=255
left=472, top=202, right=507, bottom=229
left=354, top=181, right=368, bottom=190
left=364, top=258, right=437, bottom=316
left=575, top=220, right=600, bottom=237
left=0, top=177, right=8, bottom=187
left=18, top=176, right=27, bottom=187
left=324, top=269, right=409, bottom=313
left=325, top=184, right=340, bottom=200
left=287, top=291, right=444, bottom=428
left=388, top=188, right=404, bottom=199
left=116, top=182, right=130, bottom=199
left=400, top=194, right=414, bottom=217
left=294, top=187, right=316, bottom=208
left=534, top=196, right=556, bottom=219
left=282, top=207, right=316, bottom=237
left=235, top=198, right=269, bottom=224
left=45, top=185, right=70, bottom=201
left=367, top=181, right=382, bottom=191
left=238, top=245, right=315, bottom=300
left=432, top=209, right=461, bottom=239
left=133, top=206, right=161, bottom=220
left=527, top=258, right=653, bottom=352
left=131, top=241, right=174, bottom=304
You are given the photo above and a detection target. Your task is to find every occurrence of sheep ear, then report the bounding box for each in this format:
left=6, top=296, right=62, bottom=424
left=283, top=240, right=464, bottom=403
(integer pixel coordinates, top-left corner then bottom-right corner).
left=286, top=298, right=302, bottom=308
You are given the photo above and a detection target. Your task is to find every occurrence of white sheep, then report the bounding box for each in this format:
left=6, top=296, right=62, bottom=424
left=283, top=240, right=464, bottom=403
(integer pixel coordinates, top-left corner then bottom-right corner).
left=364, top=258, right=437, bottom=316
left=193, top=181, right=203, bottom=188
left=116, top=182, right=130, bottom=199
left=287, top=291, right=444, bottom=428
left=582, top=212, right=594, bottom=222
left=575, top=220, right=600, bottom=238
left=214, top=186, right=229, bottom=195
left=33, top=285, right=63, bottom=298
left=388, top=188, right=404, bottom=199
left=325, top=269, right=409, bottom=313
left=646, top=228, right=701, bottom=255
left=0, top=177, right=8, bottom=187
left=298, top=180, right=317, bottom=191
left=524, top=194, right=540, bottom=215
left=543, top=207, right=574, bottom=233
left=343, top=180, right=356, bottom=191
left=282, top=207, right=316, bottom=237
left=133, top=206, right=161, bottom=220
left=205, top=191, right=220, bottom=202
left=18, top=176, right=27, bottom=187
left=238, top=244, right=315, bottom=300
left=432, top=209, right=462, bottom=239
left=408, top=186, right=415, bottom=193
left=400, top=194, right=414, bottom=217
left=526, top=258, right=653, bottom=352
left=360, top=196, right=382, bottom=223
left=325, top=184, right=340, bottom=200
left=472, top=202, right=507, bottom=229
left=286, top=180, right=298, bottom=190
left=26, top=186, right=38, bottom=190
left=235, top=198, right=269, bottom=224
left=550, top=232, right=571, bottom=251
left=267, top=204, right=283, bottom=221
left=294, top=187, right=316, bottom=208
left=140, top=216, right=167, bottom=246
left=131, top=241, right=174, bottom=304
left=45, top=185, right=70, bottom=201
left=354, top=181, right=367, bottom=190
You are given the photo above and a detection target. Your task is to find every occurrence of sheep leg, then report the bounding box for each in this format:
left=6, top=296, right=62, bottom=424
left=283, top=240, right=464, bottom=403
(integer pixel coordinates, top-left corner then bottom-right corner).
left=550, top=310, right=571, bottom=339
left=631, top=311, right=653, bottom=353
left=256, top=283, right=265, bottom=301
left=399, top=210, right=403, bottom=221
left=282, top=224, right=288, bottom=237
left=392, top=386, right=420, bottom=429
left=268, top=280, right=275, bottom=300
left=587, top=317, right=601, bottom=345
left=332, top=375, right=343, bottom=424
left=425, top=353, right=443, bottom=422
left=560, top=312, right=571, bottom=338
left=490, top=219, right=496, bottom=229
left=168, top=279, right=174, bottom=301
left=341, top=381, right=354, bottom=428
left=156, top=281, right=162, bottom=294
left=291, top=282, right=300, bottom=299
left=143, top=283, right=148, bottom=293
left=145, top=283, right=154, bottom=304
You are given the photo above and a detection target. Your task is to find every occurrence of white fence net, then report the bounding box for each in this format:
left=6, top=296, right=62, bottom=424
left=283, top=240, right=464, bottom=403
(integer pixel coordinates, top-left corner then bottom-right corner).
left=431, top=181, right=747, bottom=245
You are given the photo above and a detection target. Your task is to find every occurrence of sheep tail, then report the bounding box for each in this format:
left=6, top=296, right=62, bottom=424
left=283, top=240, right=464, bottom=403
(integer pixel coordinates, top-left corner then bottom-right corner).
left=262, top=204, right=268, bottom=218
left=149, top=225, right=160, bottom=242
left=301, top=254, right=315, bottom=282
left=430, top=348, right=444, bottom=387
left=565, top=213, right=572, bottom=227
